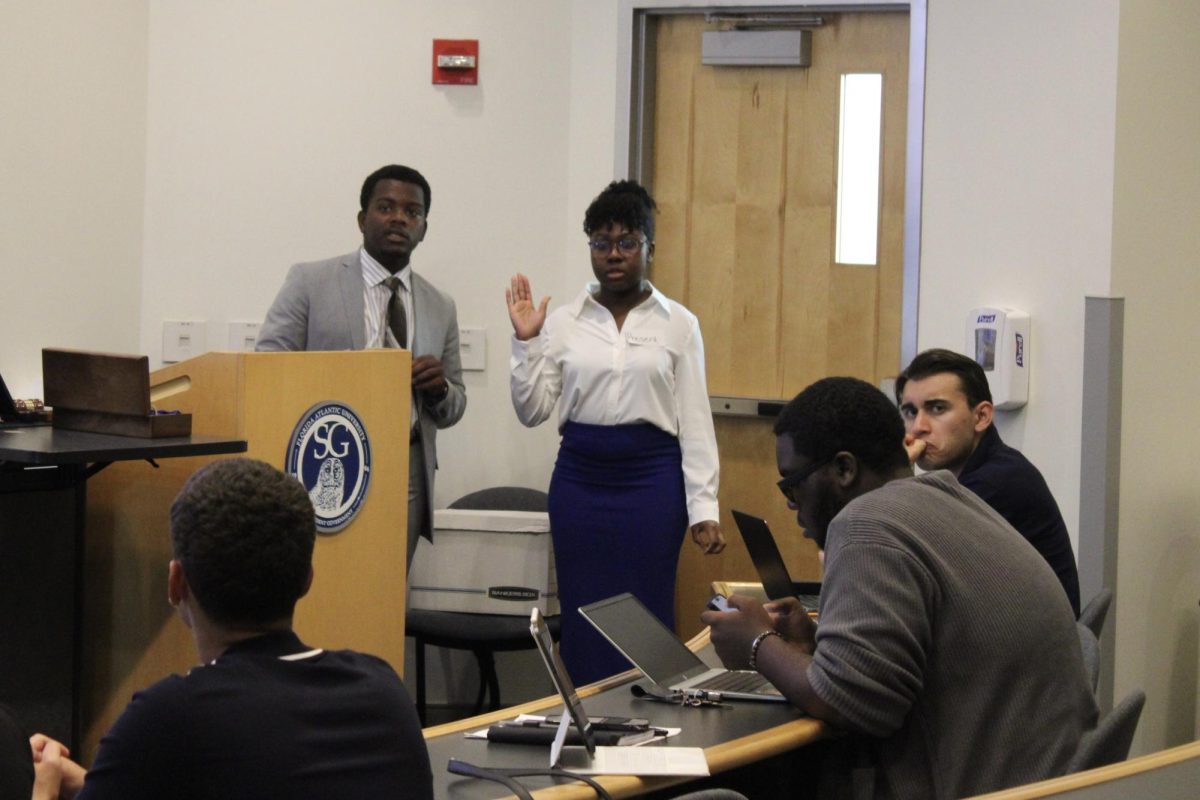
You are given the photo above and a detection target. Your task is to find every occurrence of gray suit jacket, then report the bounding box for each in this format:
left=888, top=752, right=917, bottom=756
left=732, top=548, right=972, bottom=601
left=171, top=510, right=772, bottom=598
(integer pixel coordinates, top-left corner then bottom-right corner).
left=256, top=251, right=466, bottom=539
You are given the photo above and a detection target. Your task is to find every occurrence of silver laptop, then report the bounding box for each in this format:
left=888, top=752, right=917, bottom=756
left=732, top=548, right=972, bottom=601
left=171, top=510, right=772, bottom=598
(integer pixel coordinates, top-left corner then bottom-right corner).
left=731, top=509, right=821, bottom=614
left=530, top=607, right=596, bottom=768
left=578, top=593, right=785, bottom=703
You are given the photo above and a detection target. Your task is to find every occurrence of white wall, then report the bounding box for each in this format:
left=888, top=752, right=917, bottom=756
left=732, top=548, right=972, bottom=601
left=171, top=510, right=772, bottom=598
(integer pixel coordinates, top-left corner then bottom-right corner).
left=915, top=0, right=1200, bottom=754
left=0, top=1, right=148, bottom=394
left=140, top=0, right=581, bottom=508
left=1109, top=0, right=1200, bottom=749
left=919, top=0, right=1121, bottom=541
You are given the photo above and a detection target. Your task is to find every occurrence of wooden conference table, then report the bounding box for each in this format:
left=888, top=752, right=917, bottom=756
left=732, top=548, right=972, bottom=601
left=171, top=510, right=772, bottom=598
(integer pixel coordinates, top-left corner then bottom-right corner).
left=421, top=630, right=826, bottom=799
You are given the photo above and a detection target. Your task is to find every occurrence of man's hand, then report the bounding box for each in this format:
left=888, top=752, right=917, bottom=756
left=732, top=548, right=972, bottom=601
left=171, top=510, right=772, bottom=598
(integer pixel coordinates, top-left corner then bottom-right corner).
left=764, top=596, right=817, bottom=654
left=689, top=520, right=725, bottom=554
left=904, top=434, right=927, bottom=464
left=30, top=734, right=86, bottom=800
left=700, top=594, right=777, bottom=669
left=506, top=274, right=550, bottom=342
left=412, top=355, right=448, bottom=399
left=702, top=597, right=844, bottom=724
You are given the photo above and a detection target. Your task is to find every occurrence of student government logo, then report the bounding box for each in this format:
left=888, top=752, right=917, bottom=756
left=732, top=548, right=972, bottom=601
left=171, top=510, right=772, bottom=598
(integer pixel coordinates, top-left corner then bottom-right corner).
left=285, top=402, right=372, bottom=534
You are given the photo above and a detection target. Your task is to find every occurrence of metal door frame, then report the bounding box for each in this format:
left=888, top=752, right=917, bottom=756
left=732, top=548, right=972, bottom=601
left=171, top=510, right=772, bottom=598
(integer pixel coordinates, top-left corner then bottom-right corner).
left=615, top=0, right=927, bottom=369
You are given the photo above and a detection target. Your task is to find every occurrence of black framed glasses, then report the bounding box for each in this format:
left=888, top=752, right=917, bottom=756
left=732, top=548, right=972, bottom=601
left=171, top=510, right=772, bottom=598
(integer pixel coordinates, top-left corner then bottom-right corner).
left=777, top=458, right=830, bottom=503
left=587, top=236, right=646, bottom=255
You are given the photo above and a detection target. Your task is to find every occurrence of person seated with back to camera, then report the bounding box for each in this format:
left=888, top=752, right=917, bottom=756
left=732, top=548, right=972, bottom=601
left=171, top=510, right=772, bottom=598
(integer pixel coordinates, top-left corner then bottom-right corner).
left=28, top=458, right=433, bottom=800
left=702, top=377, right=1097, bottom=800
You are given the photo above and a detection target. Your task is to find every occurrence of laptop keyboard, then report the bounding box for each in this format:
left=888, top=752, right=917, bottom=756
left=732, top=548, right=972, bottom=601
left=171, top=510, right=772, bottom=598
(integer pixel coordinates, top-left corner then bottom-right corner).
left=694, top=670, right=778, bottom=695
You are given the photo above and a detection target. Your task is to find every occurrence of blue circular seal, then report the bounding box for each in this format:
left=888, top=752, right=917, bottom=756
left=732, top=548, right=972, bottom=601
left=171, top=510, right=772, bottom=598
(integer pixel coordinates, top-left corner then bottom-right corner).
left=285, top=402, right=372, bottom=535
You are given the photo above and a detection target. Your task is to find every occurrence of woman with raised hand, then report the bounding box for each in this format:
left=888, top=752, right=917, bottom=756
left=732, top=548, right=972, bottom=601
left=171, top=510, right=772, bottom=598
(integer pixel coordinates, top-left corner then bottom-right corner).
left=506, top=180, right=724, bottom=685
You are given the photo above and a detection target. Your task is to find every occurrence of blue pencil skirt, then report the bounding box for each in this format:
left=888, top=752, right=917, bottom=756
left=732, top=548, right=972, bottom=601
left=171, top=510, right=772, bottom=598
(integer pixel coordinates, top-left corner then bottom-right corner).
left=549, top=421, right=688, bottom=685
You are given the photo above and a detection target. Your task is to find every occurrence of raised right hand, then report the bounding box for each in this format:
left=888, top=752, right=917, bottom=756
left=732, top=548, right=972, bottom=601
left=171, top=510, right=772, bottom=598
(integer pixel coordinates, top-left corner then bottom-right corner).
left=506, top=273, right=550, bottom=341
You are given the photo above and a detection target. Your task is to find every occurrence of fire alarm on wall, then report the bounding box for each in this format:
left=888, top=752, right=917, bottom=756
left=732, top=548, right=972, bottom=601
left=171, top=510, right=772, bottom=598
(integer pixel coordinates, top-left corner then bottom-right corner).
left=432, top=39, right=479, bottom=85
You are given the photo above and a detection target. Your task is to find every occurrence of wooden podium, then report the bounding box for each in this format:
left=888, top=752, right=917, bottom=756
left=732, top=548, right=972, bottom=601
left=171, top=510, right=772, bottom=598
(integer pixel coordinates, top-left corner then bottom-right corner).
left=80, top=350, right=411, bottom=759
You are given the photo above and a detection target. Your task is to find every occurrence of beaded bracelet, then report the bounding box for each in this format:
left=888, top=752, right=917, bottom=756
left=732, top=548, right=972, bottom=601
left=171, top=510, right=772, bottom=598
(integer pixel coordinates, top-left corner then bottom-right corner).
left=748, top=629, right=783, bottom=671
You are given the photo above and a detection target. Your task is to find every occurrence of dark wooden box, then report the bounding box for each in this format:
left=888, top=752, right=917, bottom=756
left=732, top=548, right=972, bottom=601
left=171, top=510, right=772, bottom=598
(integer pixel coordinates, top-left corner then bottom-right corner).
left=42, top=349, right=192, bottom=438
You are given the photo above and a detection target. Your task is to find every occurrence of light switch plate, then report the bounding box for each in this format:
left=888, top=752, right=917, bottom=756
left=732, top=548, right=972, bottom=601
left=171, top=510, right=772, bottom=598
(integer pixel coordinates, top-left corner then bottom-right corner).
left=458, top=326, right=486, bottom=371
left=162, top=320, right=206, bottom=363
left=227, top=321, right=262, bottom=352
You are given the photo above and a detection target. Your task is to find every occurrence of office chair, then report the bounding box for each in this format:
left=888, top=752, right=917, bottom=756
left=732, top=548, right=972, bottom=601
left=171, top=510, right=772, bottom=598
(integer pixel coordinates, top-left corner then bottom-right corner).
left=670, top=791, right=749, bottom=800
left=1079, top=587, right=1113, bottom=639
left=406, top=486, right=556, bottom=725
left=1066, top=689, right=1146, bottom=773
left=1077, top=622, right=1101, bottom=693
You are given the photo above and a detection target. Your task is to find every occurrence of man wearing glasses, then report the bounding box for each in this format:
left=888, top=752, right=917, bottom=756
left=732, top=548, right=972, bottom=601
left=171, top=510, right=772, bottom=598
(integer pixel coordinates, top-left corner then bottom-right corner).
left=257, top=164, right=466, bottom=568
left=702, top=377, right=1096, bottom=800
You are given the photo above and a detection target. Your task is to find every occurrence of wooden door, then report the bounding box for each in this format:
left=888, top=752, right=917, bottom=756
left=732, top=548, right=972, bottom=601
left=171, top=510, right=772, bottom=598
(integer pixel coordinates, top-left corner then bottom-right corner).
left=647, top=12, right=910, bottom=637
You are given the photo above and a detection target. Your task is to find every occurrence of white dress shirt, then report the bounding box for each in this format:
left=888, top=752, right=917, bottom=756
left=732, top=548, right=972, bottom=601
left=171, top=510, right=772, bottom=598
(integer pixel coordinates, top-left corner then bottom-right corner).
left=510, top=281, right=719, bottom=526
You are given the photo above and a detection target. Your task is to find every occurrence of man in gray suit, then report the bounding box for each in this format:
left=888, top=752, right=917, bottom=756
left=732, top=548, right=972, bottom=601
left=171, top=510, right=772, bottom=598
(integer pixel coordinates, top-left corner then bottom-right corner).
left=256, top=164, right=466, bottom=568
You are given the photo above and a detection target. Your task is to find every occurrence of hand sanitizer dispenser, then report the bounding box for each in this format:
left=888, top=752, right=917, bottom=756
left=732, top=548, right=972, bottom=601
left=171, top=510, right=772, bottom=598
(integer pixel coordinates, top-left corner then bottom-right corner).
left=966, top=307, right=1029, bottom=410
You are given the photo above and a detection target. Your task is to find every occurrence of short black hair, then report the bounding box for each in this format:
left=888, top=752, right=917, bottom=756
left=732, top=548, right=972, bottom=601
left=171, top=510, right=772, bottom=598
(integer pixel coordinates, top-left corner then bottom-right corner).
left=894, top=348, right=992, bottom=408
left=583, top=180, right=657, bottom=241
left=774, top=377, right=909, bottom=475
left=169, top=458, right=315, bottom=627
left=360, top=164, right=432, bottom=215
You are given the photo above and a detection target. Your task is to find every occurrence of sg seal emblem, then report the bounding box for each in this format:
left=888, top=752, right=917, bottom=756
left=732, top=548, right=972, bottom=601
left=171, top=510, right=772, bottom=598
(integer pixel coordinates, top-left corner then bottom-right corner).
left=285, top=402, right=372, bottom=534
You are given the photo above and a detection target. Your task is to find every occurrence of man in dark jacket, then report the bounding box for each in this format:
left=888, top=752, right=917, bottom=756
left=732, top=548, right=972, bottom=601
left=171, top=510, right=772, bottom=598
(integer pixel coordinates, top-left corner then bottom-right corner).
left=895, top=348, right=1080, bottom=615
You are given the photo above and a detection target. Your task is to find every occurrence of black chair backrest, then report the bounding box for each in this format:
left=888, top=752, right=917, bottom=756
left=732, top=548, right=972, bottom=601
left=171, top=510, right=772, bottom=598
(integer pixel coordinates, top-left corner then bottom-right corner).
left=1067, top=689, right=1146, bottom=773
left=448, top=486, right=548, bottom=513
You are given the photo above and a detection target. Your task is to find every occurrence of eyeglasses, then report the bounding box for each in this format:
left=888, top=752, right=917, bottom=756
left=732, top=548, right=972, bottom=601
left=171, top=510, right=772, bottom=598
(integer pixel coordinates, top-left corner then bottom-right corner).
left=776, top=458, right=830, bottom=504
left=587, top=236, right=647, bottom=255
left=373, top=202, right=425, bottom=222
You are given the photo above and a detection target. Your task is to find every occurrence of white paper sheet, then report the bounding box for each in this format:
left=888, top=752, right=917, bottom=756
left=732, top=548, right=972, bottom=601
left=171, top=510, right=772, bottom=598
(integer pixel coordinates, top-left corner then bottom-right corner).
left=557, top=745, right=709, bottom=776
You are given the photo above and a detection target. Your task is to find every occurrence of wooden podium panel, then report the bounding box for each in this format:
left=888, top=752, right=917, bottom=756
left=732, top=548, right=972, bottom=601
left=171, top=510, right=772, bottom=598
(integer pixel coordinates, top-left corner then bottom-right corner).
left=82, top=351, right=410, bottom=760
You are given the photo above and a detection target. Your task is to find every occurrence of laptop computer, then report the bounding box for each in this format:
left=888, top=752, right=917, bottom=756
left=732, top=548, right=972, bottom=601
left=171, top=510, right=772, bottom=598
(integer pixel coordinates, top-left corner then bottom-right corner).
left=578, top=593, right=786, bottom=703
left=731, top=509, right=821, bottom=614
left=529, top=607, right=600, bottom=768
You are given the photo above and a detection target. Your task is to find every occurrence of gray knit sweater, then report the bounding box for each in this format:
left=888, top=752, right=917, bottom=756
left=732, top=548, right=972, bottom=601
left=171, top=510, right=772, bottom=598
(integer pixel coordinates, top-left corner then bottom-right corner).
left=808, top=471, right=1098, bottom=799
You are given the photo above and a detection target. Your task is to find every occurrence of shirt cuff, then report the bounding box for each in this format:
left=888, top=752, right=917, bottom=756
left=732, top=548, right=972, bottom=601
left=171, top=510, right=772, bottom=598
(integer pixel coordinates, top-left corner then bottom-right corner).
left=687, top=501, right=720, bottom=529
left=510, top=333, right=544, bottom=358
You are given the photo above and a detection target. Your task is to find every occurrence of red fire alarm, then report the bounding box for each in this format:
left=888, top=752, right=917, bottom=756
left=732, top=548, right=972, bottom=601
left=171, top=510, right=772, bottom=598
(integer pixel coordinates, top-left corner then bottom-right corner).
left=432, top=39, right=479, bottom=85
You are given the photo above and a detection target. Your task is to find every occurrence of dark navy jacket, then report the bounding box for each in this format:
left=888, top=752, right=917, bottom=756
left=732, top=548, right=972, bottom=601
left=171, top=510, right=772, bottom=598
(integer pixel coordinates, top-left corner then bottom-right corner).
left=79, top=631, right=432, bottom=800
left=958, top=425, right=1081, bottom=617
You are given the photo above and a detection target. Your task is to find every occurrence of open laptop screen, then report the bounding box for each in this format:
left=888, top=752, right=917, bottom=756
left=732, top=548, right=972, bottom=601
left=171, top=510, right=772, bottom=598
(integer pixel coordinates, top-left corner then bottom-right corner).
left=577, top=594, right=704, bottom=685
left=731, top=509, right=797, bottom=600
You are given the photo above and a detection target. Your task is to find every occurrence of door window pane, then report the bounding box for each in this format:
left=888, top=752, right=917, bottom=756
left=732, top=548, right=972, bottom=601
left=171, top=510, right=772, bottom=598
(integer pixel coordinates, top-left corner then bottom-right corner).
left=835, top=73, right=883, bottom=266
